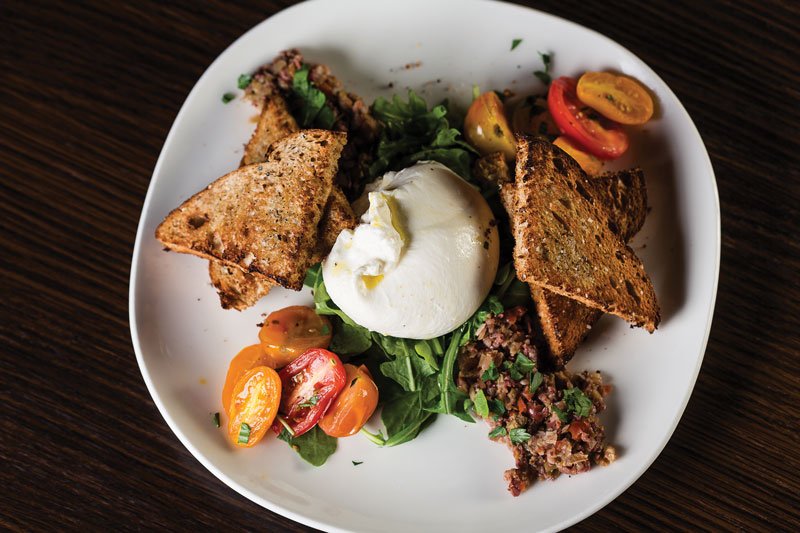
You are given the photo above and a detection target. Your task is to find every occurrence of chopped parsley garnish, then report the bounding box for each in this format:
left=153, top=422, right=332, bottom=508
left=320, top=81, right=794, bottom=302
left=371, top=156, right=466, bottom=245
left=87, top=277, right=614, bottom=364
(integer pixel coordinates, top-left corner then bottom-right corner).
left=488, top=426, right=507, bottom=439
left=238, top=422, right=251, bottom=444
left=514, top=353, right=535, bottom=374
left=489, top=398, right=506, bottom=415
left=509, top=428, right=532, bottom=444
left=481, top=362, right=499, bottom=382
left=352, top=460, right=363, bottom=466
left=298, top=394, right=320, bottom=409
left=474, top=389, right=490, bottom=418
left=221, top=92, right=236, bottom=104
left=511, top=38, right=523, bottom=51
left=237, top=73, right=252, bottom=90
left=534, top=51, right=553, bottom=85
left=551, top=404, right=569, bottom=423
left=292, top=65, right=335, bottom=129
left=529, top=371, right=543, bottom=394
left=212, top=412, right=220, bottom=428
left=563, top=387, right=592, bottom=418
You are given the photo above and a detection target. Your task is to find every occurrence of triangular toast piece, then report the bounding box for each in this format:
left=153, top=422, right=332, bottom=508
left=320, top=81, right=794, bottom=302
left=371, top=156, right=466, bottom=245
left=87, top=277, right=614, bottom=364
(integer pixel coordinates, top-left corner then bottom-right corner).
left=309, top=186, right=357, bottom=264
left=510, top=136, right=659, bottom=332
left=156, top=129, right=346, bottom=290
left=531, top=168, right=648, bottom=365
left=241, top=93, right=299, bottom=166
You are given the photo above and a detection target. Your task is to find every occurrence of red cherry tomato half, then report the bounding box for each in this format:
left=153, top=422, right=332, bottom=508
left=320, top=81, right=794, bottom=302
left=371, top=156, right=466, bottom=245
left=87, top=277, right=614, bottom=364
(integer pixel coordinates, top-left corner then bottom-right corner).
left=547, top=76, right=629, bottom=160
left=276, top=348, right=347, bottom=437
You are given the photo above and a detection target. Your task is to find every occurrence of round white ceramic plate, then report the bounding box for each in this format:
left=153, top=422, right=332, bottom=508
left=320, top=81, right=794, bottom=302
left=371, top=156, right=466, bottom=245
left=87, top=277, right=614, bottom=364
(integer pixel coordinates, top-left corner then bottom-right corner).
left=129, top=0, right=720, bottom=531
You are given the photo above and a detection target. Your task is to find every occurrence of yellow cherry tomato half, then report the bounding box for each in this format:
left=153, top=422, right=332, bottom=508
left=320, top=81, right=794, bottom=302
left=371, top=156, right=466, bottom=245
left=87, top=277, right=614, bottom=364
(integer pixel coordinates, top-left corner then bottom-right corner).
left=227, top=366, right=281, bottom=448
left=464, top=92, right=517, bottom=161
left=553, top=136, right=605, bottom=176
left=318, top=364, right=379, bottom=438
left=576, top=72, right=654, bottom=125
left=222, top=344, right=276, bottom=415
left=258, top=306, right=332, bottom=369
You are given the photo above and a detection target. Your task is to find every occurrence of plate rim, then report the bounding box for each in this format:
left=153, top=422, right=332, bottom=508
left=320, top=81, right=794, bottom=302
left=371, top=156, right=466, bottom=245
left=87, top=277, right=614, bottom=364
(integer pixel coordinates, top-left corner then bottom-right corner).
left=128, top=0, right=721, bottom=530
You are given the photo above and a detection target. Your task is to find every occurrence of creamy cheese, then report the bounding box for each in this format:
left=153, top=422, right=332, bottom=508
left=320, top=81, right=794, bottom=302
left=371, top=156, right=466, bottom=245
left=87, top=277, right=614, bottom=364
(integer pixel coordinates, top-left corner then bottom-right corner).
left=322, top=161, right=499, bottom=339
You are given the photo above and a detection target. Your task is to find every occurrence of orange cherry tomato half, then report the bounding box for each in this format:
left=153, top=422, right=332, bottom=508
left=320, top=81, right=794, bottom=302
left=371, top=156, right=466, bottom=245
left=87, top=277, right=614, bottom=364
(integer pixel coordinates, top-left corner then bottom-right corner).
left=464, top=92, right=517, bottom=161
left=552, top=136, right=605, bottom=176
left=258, top=306, right=332, bottom=369
left=548, top=76, right=629, bottom=160
left=227, top=366, right=281, bottom=448
left=511, top=96, right=559, bottom=138
left=576, top=71, right=654, bottom=125
left=277, top=348, right=347, bottom=437
left=319, top=364, right=379, bottom=437
left=222, top=344, right=275, bottom=415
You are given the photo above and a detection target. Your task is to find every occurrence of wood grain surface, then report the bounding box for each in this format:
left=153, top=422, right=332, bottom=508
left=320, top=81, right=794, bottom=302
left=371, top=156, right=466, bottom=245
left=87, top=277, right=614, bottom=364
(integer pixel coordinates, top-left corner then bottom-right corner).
left=2, top=0, right=798, bottom=531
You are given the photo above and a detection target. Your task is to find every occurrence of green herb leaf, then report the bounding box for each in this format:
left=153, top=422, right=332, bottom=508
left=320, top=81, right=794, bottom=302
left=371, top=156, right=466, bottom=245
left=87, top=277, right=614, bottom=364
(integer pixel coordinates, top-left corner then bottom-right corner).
left=278, top=426, right=337, bottom=466
left=534, top=51, right=553, bottom=85
left=514, top=353, right=536, bottom=374
left=488, top=426, right=507, bottom=439
left=212, top=412, right=220, bottom=428
left=352, top=460, right=363, bottom=466
left=509, top=427, right=532, bottom=444
left=237, top=73, right=252, bottom=90
left=511, top=38, right=523, bottom=51
left=221, top=92, right=236, bottom=104
left=297, top=394, right=320, bottom=409
left=474, top=390, right=489, bottom=418
left=563, top=387, right=593, bottom=418
left=481, top=362, right=499, bottom=382
left=529, top=371, right=543, bottom=394
left=370, top=89, right=476, bottom=180
left=329, top=319, right=372, bottom=355
left=489, top=398, right=506, bottom=415
left=551, top=404, right=569, bottom=423
left=292, top=65, right=336, bottom=129
left=238, top=422, right=251, bottom=444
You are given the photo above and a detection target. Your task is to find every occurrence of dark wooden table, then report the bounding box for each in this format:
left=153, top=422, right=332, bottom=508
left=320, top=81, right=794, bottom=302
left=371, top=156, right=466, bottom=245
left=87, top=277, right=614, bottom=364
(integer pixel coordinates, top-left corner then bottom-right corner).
left=2, top=1, right=798, bottom=530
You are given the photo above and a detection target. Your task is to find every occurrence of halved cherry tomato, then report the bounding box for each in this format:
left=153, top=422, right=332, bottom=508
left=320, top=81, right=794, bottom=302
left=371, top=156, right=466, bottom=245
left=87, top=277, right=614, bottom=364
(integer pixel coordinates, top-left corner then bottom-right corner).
left=259, top=306, right=332, bottom=369
left=222, top=344, right=275, bottom=415
left=464, top=92, right=517, bottom=160
left=576, top=71, right=654, bottom=125
left=511, top=96, right=559, bottom=138
left=227, top=366, right=281, bottom=448
left=547, top=76, right=629, bottom=160
left=319, top=364, right=379, bottom=437
left=553, top=136, right=604, bottom=176
left=277, top=348, right=346, bottom=437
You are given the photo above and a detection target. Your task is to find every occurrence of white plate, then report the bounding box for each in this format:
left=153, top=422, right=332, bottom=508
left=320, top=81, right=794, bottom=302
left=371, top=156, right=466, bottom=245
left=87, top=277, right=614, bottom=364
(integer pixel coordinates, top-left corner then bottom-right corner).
left=129, top=0, right=720, bottom=531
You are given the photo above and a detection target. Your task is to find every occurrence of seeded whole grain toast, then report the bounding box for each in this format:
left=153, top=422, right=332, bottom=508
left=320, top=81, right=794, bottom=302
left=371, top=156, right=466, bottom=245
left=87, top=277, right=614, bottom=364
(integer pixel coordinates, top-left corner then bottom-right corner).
left=506, top=136, right=660, bottom=332
left=240, top=93, right=299, bottom=166
left=155, top=129, right=346, bottom=290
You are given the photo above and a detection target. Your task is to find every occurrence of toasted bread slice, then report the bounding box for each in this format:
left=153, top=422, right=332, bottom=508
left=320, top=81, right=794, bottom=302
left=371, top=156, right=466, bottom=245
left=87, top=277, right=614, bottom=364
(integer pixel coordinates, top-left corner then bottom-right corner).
left=531, top=168, right=649, bottom=365
left=510, top=136, right=659, bottom=332
left=241, top=94, right=299, bottom=166
left=156, top=130, right=346, bottom=290
left=310, top=186, right=356, bottom=264
left=208, top=262, right=274, bottom=311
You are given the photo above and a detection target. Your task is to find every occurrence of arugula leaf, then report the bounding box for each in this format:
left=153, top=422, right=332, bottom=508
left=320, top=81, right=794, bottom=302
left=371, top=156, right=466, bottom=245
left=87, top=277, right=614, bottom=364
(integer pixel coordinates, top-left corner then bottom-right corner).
left=330, top=319, right=373, bottom=355
left=534, top=51, right=553, bottom=85
left=509, top=428, right=532, bottom=444
left=514, top=353, right=536, bottom=374
left=473, top=390, right=489, bottom=418
left=488, top=426, right=507, bottom=439
left=380, top=384, right=437, bottom=447
left=292, top=65, right=336, bottom=129
left=370, top=90, right=477, bottom=180
left=481, top=362, right=499, bottom=382
left=237, top=73, right=252, bottom=90
left=511, top=38, right=523, bottom=51
left=529, top=371, right=543, bottom=394
left=563, top=387, right=592, bottom=418
left=278, top=426, right=337, bottom=466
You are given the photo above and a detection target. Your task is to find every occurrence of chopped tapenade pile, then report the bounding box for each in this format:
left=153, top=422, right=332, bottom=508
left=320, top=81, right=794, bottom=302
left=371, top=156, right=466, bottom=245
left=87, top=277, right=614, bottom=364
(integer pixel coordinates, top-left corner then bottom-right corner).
left=458, top=306, right=616, bottom=496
